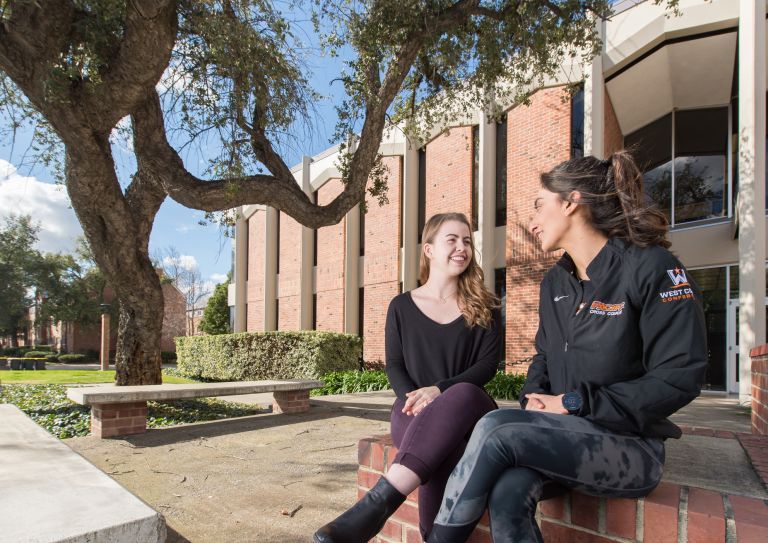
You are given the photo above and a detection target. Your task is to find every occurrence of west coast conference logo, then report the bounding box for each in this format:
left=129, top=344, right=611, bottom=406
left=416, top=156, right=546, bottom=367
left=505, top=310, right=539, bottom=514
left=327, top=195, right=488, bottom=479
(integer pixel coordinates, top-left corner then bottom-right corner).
left=659, top=268, right=695, bottom=303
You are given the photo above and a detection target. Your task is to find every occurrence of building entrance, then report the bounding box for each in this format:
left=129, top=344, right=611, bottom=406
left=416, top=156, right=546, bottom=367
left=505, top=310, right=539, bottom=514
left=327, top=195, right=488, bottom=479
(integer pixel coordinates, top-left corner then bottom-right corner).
left=726, top=297, right=768, bottom=394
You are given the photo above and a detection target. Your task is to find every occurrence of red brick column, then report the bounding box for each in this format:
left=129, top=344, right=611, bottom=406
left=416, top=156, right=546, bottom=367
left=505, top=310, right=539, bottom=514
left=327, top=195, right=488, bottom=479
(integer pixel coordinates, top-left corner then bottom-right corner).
left=750, top=344, right=768, bottom=435
left=357, top=435, right=768, bottom=542
left=272, top=390, right=310, bottom=414
left=91, top=401, right=147, bottom=438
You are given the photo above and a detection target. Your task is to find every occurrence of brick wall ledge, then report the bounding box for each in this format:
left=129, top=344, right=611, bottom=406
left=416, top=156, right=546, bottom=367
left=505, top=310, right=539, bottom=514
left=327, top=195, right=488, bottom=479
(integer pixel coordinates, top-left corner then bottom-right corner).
left=358, top=435, right=768, bottom=543
left=750, top=344, right=768, bottom=358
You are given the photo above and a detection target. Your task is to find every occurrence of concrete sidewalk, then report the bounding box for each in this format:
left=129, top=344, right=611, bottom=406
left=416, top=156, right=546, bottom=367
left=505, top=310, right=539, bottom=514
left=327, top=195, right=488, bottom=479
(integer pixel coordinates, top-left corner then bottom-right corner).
left=62, top=390, right=765, bottom=543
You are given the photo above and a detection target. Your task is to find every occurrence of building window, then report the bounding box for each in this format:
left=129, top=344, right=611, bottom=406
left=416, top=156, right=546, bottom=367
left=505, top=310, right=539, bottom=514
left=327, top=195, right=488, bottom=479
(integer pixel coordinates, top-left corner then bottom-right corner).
left=359, top=205, right=365, bottom=257
left=418, top=147, right=426, bottom=243
left=626, top=107, right=728, bottom=226
left=688, top=267, right=726, bottom=391
left=275, top=298, right=279, bottom=330
left=495, top=115, right=507, bottom=227
left=398, top=282, right=403, bottom=294
left=312, top=294, right=317, bottom=329
left=494, top=268, right=506, bottom=367
left=471, top=125, right=480, bottom=231
left=275, top=209, right=281, bottom=273
left=358, top=287, right=365, bottom=337
left=571, top=85, right=584, bottom=159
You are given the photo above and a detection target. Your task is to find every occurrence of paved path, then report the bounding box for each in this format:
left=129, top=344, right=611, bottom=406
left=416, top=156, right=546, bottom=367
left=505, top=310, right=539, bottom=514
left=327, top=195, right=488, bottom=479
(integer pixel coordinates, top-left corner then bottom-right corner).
left=63, top=390, right=764, bottom=543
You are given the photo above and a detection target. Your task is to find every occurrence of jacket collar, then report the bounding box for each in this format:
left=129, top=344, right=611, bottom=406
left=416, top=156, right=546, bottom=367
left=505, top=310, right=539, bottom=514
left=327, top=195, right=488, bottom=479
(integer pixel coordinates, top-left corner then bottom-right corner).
left=556, top=237, right=629, bottom=285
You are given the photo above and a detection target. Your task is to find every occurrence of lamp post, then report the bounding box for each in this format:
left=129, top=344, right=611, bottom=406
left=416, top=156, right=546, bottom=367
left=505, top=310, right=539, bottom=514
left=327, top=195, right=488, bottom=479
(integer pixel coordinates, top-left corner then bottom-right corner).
left=99, top=304, right=111, bottom=371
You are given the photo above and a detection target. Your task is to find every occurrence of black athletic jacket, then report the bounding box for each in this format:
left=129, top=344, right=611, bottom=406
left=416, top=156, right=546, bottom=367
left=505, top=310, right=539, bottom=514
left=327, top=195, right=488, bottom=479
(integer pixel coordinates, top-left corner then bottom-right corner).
left=520, top=237, right=707, bottom=439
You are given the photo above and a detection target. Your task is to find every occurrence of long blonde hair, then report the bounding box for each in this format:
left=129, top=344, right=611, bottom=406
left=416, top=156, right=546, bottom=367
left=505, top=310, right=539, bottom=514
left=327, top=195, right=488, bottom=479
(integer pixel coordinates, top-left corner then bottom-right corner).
left=418, top=212, right=500, bottom=328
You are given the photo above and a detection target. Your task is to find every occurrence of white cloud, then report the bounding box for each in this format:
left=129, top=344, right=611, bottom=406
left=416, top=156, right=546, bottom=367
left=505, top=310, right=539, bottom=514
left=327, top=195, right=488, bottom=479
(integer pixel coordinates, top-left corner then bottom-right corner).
left=210, top=273, right=228, bottom=284
left=163, top=254, right=199, bottom=271
left=0, top=160, right=83, bottom=253
left=175, top=224, right=192, bottom=234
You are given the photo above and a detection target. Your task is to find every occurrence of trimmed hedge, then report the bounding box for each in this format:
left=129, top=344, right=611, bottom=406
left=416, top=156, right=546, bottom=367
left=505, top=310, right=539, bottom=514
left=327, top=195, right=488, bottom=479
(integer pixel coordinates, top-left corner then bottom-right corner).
left=58, top=354, right=87, bottom=363
left=24, top=351, right=49, bottom=358
left=175, top=331, right=362, bottom=381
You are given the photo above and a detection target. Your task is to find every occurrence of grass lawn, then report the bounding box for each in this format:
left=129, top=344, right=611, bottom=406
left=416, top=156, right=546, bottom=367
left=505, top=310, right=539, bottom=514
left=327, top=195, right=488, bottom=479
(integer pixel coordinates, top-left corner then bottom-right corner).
left=0, top=370, right=195, bottom=385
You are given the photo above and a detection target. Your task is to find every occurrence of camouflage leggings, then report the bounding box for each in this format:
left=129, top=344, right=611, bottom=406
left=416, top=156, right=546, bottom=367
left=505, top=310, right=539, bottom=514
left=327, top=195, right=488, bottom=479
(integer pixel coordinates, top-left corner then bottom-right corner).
left=427, top=409, right=665, bottom=543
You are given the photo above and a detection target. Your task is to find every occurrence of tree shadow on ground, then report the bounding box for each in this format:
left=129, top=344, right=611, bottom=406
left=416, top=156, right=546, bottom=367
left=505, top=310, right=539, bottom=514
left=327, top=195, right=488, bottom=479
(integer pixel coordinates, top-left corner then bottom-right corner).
left=113, top=402, right=392, bottom=448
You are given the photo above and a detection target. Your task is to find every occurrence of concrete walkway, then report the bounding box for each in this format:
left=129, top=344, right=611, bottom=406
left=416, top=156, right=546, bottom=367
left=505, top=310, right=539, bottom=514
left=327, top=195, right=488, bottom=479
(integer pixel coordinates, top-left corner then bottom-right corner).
left=61, top=390, right=765, bottom=543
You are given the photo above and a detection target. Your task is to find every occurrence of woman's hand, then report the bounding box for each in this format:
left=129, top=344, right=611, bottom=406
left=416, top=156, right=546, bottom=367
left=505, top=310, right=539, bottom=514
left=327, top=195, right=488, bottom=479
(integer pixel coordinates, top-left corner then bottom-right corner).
left=524, top=393, right=568, bottom=415
left=403, top=386, right=441, bottom=416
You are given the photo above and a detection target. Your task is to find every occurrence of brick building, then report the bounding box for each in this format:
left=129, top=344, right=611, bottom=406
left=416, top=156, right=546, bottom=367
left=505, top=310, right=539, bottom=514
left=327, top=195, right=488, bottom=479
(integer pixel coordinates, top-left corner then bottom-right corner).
left=229, top=0, right=767, bottom=403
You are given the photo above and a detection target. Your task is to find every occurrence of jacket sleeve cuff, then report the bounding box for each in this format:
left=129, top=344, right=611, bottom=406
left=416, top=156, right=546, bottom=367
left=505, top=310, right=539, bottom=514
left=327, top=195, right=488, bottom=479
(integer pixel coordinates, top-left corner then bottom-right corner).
left=576, top=382, right=592, bottom=417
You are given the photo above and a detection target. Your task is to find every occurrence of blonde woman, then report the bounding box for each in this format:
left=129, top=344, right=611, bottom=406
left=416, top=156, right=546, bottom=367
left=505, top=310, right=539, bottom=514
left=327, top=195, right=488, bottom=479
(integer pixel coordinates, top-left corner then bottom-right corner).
left=314, top=212, right=502, bottom=543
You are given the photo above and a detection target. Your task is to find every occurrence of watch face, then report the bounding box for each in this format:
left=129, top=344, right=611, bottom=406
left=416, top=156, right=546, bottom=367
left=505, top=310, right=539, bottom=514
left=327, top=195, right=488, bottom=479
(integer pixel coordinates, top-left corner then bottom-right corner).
left=563, top=393, right=582, bottom=412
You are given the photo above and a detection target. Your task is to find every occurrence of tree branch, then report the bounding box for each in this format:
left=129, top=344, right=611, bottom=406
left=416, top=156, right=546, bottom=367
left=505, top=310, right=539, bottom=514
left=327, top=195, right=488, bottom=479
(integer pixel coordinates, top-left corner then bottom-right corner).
left=84, top=0, right=177, bottom=130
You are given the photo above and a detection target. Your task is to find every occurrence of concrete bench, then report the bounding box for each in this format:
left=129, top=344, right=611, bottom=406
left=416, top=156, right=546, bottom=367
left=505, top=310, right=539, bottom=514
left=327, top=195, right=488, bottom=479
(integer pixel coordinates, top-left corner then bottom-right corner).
left=358, top=434, right=768, bottom=543
left=66, top=379, right=324, bottom=438
left=0, top=405, right=165, bottom=542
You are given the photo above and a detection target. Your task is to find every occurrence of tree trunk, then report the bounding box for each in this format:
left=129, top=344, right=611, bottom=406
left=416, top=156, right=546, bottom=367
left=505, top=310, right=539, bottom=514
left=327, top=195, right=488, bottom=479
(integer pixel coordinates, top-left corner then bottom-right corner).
left=114, top=269, right=165, bottom=385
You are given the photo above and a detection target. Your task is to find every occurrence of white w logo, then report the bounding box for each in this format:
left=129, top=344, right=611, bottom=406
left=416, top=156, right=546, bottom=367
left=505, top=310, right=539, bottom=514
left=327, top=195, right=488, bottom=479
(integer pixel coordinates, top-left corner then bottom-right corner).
left=667, top=268, right=688, bottom=286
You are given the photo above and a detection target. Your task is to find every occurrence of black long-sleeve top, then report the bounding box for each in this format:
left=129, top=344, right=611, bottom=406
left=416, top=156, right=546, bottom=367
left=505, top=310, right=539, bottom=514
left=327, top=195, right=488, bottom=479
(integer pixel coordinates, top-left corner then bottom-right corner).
left=520, top=237, right=708, bottom=439
left=384, top=292, right=502, bottom=401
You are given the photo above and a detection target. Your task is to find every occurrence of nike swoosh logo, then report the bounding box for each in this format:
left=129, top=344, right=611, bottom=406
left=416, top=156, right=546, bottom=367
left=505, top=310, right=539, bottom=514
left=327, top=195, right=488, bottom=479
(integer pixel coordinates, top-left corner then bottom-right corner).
left=554, top=295, right=569, bottom=302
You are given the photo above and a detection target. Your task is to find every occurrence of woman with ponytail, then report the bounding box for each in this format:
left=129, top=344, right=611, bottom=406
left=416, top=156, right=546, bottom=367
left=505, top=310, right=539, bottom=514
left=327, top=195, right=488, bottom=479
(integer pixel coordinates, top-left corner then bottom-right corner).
left=425, top=152, right=708, bottom=543
left=314, top=212, right=502, bottom=543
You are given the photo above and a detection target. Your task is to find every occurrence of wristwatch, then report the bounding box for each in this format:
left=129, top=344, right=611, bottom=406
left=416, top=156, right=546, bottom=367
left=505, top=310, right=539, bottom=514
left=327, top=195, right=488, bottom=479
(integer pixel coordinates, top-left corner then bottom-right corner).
left=562, top=391, right=583, bottom=415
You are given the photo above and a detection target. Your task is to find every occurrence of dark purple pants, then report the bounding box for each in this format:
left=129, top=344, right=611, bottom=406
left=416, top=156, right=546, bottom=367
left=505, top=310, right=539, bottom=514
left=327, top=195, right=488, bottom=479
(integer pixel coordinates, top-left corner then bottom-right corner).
left=389, top=382, right=497, bottom=539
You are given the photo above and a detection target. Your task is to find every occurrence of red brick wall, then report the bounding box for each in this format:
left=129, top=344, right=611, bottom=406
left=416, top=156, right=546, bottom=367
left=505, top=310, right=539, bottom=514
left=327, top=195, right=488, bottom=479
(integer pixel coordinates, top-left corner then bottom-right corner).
left=247, top=210, right=266, bottom=331
left=425, top=126, right=473, bottom=222
left=316, top=178, right=346, bottom=332
left=160, top=283, right=186, bottom=351
left=362, top=155, right=403, bottom=364
left=750, top=345, right=768, bottom=435
left=359, top=435, right=768, bottom=543
left=604, top=88, right=623, bottom=157
left=505, top=86, right=571, bottom=370
left=278, top=211, right=302, bottom=330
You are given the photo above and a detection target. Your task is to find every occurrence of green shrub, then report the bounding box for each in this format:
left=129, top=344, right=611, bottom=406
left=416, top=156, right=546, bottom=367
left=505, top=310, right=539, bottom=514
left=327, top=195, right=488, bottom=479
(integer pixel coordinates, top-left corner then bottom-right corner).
left=2, top=347, right=23, bottom=356
left=161, top=351, right=177, bottom=363
left=483, top=371, right=526, bottom=400
left=33, top=345, right=53, bottom=352
left=58, top=354, right=87, bottom=363
left=24, top=351, right=49, bottom=358
left=45, top=354, right=59, bottom=362
left=175, top=331, right=362, bottom=381
left=312, top=370, right=390, bottom=396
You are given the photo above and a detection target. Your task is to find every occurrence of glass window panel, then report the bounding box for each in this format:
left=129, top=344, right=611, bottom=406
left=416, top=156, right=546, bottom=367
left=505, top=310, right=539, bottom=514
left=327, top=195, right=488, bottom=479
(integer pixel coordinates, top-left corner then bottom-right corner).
left=688, top=267, right=727, bottom=390
left=571, top=86, right=584, bottom=159
left=642, top=160, right=672, bottom=223
left=496, top=116, right=507, bottom=227
left=673, top=155, right=727, bottom=222
left=674, top=108, right=728, bottom=223
left=418, top=147, right=426, bottom=243
left=626, top=113, right=672, bottom=172
left=472, top=125, right=480, bottom=231
left=494, top=268, right=506, bottom=366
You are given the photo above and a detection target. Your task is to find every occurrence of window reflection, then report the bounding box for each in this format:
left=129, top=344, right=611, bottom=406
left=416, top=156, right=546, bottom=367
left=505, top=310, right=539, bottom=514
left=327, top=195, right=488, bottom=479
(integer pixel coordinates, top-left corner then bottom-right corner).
left=673, top=155, right=727, bottom=222
left=643, top=161, right=672, bottom=223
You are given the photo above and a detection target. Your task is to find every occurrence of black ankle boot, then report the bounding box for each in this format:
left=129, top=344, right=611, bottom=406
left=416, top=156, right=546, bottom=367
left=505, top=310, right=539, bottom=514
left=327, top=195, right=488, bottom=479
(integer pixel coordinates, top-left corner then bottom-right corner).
left=313, top=476, right=406, bottom=543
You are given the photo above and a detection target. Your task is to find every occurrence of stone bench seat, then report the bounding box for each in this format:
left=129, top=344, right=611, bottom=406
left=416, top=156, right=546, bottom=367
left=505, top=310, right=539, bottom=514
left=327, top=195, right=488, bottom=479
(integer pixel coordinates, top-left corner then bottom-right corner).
left=0, top=404, right=165, bottom=542
left=66, top=379, right=323, bottom=438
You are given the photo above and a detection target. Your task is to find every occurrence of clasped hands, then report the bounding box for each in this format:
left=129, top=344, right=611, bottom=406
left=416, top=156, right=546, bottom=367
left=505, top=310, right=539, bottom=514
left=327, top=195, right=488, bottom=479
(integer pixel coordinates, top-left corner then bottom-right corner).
left=524, top=393, right=568, bottom=414
left=402, top=386, right=441, bottom=416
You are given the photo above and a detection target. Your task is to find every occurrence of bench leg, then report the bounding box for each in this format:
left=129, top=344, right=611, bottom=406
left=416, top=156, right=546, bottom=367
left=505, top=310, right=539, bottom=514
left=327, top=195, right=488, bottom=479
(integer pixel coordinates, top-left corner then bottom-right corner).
left=91, top=401, right=148, bottom=438
left=272, top=390, right=310, bottom=414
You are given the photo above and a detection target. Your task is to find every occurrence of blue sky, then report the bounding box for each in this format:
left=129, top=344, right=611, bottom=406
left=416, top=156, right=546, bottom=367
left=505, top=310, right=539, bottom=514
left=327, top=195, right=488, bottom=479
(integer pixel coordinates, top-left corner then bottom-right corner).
left=0, top=7, right=350, bottom=291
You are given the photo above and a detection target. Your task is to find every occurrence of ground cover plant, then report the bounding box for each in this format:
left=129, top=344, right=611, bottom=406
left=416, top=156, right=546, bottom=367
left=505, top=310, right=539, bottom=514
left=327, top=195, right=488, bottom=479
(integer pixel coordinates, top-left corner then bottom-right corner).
left=0, top=383, right=266, bottom=439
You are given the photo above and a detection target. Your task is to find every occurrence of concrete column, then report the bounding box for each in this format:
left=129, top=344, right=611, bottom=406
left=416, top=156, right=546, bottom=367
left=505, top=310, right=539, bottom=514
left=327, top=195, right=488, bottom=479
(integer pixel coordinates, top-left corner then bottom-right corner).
left=478, top=110, right=496, bottom=291
left=344, top=204, right=360, bottom=334
left=583, top=17, right=605, bottom=159
left=738, top=0, right=766, bottom=405
left=264, top=207, right=278, bottom=331
left=233, top=208, right=248, bottom=332
left=99, top=311, right=110, bottom=370
left=402, top=141, right=420, bottom=290
left=300, top=157, right=314, bottom=330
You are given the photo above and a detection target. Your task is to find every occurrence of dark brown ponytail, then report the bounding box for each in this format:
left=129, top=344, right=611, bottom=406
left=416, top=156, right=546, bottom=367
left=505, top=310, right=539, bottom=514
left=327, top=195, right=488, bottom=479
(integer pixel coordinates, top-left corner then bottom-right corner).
left=541, top=150, right=670, bottom=248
